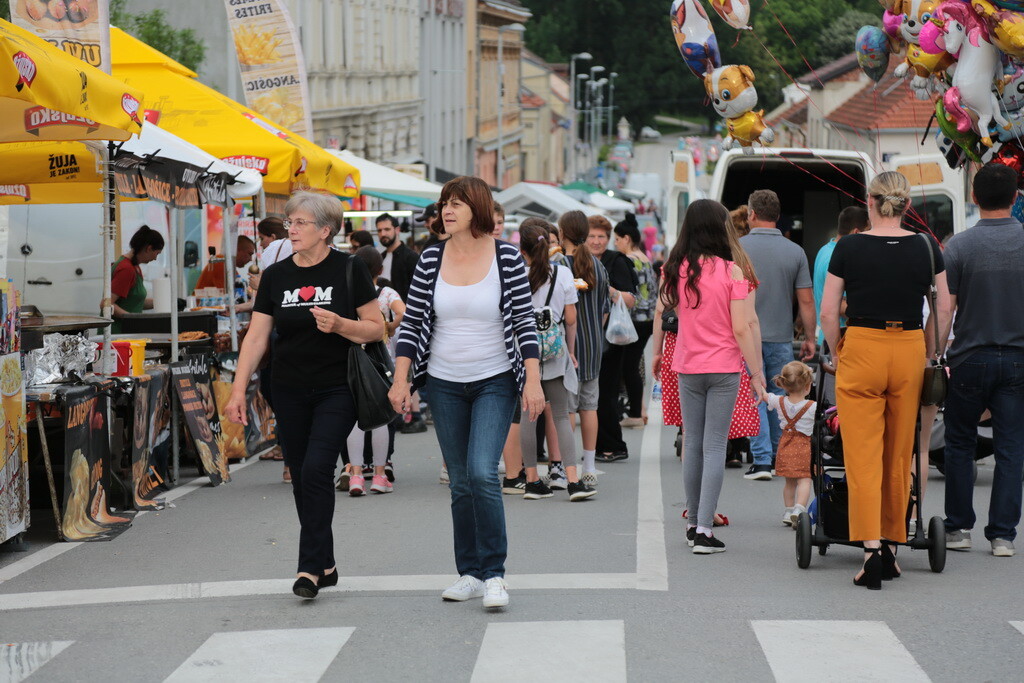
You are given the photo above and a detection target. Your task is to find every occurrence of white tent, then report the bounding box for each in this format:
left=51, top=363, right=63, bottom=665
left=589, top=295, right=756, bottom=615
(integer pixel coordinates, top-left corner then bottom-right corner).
left=494, top=182, right=606, bottom=223
left=587, top=191, right=634, bottom=217
left=328, top=149, right=442, bottom=204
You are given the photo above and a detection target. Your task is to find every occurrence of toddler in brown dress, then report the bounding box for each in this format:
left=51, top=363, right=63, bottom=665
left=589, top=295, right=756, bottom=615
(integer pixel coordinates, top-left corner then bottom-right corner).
left=761, top=361, right=815, bottom=527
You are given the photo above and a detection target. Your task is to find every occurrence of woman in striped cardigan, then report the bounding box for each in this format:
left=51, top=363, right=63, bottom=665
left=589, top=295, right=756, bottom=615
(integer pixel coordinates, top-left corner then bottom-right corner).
left=389, top=176, right=545, bottom=610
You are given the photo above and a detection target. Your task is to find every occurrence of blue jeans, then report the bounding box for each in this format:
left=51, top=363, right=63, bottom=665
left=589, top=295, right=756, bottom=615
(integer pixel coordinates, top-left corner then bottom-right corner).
left=427, top=371, right=518, bottom=580
left=750, top=342, right=794, bottom=465
left=943, top=348, right=1024, bottom=542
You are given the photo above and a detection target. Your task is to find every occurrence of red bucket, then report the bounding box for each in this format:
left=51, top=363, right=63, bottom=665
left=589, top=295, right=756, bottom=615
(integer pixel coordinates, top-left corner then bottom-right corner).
left=98, top=341, right=133, bottom=376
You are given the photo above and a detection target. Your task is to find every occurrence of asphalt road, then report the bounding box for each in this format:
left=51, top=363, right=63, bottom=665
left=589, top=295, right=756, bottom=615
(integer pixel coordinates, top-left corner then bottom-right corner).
left=1, top=394, right=1021, bottom=682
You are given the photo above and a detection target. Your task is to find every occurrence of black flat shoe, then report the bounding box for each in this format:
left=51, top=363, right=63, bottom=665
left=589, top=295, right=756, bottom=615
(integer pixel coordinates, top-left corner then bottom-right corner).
left=881, top=542, right=901, bottom=580
left=319, top=569, right=339, bottom=588
left=292, top=576, right=319, bottom=599
left=854, top=547, right=883, bottom=590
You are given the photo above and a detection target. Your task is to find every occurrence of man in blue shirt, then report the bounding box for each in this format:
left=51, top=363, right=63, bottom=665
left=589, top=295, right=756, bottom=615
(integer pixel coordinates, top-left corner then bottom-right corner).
left=813, top=206, right=868, bottom=345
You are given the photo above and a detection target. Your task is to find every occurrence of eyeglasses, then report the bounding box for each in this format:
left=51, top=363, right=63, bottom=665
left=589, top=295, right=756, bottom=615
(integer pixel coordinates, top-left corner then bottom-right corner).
left=284, top=218, right=318, bottom=229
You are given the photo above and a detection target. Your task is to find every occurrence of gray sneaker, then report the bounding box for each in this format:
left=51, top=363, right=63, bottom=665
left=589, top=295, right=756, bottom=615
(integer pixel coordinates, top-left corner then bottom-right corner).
left=991, top=538, right=1015, bottom=557
left=581, top=472, right=597, bottom=488
left=946, top=529, right=972, bottom=550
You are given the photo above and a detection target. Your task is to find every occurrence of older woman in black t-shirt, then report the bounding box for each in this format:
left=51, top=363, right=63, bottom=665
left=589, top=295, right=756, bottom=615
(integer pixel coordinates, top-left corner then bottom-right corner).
left=821, top=172, right=950, bottom=591
left=225, top=191, right=382, bottom=600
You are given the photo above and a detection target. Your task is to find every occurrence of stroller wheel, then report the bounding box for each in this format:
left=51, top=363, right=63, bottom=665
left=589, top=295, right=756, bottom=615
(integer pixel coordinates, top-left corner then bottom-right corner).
left=927, top=516, right=947, bottom=573
left=795, top=512, right=812, bottom=569
left=818, top=544, right=828, bottom=556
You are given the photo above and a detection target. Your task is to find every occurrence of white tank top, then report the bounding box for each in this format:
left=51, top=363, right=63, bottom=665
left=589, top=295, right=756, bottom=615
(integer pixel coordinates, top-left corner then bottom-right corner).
left=428, top=257, right=512, bottom=382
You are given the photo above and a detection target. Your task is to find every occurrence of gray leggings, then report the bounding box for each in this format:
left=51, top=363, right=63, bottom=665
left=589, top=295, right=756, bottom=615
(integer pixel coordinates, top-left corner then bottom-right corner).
left=679, top=372, right=740, bottom=529
left=521, top=378, right=577, bottom=470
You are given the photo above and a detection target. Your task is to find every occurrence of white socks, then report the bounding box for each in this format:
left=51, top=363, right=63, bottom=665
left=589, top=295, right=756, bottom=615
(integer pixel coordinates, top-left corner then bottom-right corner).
left=697, top=526, right=714, bottom=536
left=582, top=449, right=596, bottom=474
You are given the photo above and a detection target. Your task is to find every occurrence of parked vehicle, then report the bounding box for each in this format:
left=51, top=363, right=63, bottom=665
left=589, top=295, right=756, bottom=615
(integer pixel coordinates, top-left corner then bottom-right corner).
left=639, top=126, right=662, bottom=141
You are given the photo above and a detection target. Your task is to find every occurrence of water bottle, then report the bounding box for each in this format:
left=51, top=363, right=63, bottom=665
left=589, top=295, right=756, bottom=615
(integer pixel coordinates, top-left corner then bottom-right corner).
left=652, top=381, right=662, bottom=402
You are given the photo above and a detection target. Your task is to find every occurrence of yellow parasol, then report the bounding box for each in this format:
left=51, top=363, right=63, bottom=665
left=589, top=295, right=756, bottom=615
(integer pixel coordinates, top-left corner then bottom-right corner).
left=0, top=139, right=104, bottom=204
left=111, top=28, right=358, bottom=199
left=0, top=19, right=143, bottom=143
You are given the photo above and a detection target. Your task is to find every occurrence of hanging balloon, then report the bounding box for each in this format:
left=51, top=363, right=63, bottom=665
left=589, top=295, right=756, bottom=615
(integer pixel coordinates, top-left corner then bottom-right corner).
left=991, top=140, right=1024, bottom=186
left=857, top=25, right=893, bottom=82
left=935, top=99, right=984, bottom=162
left=708, top=0, right=751, bottom=30
left=990, top=0, right=1024, bottom=11
left=883, top=9, right=905, bottom=38
left=897, top=0, right=941, bottom=46
left=1012, top=194, right=1024, bottom=222
left=670, top=0, right=722, bottom=78
left=703, top=64, right=775, bottom=153
left=971, top=0, right=1024, bottom=59
left=996, top=65, right=1024, bottom=140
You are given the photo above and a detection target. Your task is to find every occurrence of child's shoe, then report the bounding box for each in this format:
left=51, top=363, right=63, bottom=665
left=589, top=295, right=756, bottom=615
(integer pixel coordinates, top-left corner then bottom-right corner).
left=782, top=507, right=795, bottom=527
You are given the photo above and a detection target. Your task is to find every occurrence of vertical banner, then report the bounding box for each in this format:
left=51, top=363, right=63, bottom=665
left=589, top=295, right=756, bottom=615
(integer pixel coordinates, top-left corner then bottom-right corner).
left=61, top=386, right=133, bottom=541
left=169, top=359, right=229, bottom=485
left=131, top=369, right=169, bottom=510
left=12, top=0, right=112, bottom=72
left=0, top=353, right=28, bottom=544
left=223, top=0, right=314, bottom=137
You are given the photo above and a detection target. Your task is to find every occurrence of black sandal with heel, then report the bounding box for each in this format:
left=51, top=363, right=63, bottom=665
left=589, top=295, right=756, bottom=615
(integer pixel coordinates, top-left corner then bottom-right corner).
left=853, top=547, right=883, bottom=590
left=881, top=542, right=901, bottom=580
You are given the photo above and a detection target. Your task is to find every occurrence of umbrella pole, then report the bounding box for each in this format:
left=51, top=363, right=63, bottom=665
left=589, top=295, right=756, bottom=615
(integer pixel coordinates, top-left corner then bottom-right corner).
left=100, top=142, right=116, bottom=373
left=169, top=206, right=181, bottom=483
left=225, top=206, right=239, bottom=352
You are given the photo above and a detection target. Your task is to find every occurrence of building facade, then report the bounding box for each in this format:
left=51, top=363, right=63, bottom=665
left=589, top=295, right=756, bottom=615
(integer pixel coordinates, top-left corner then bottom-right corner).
left=520, top=50, right=569, bottom=184
left=419, top=0, right=470, bottom=182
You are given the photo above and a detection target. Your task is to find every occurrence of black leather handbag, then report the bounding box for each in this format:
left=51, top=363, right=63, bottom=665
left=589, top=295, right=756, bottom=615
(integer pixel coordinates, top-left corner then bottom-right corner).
left=345, top=258, right=398, bottom=430
left=919, top=234, right=948, bottom=407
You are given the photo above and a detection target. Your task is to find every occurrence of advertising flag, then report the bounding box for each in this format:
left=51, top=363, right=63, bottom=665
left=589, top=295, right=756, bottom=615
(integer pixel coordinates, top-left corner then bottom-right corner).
left=12, top=0, right=112, bottom=73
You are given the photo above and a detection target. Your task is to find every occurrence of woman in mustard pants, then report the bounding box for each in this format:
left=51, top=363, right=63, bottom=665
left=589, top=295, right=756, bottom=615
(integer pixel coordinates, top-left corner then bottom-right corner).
left=821, top=172, right=950, bottom=590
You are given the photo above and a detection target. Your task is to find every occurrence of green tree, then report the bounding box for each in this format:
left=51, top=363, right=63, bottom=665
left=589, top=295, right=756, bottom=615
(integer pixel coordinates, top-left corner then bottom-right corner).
left=0, top=0, right=9, bottom=20
left=817, top=10, right=883, bottom=64
left=111, top=0, right=205, bottom=71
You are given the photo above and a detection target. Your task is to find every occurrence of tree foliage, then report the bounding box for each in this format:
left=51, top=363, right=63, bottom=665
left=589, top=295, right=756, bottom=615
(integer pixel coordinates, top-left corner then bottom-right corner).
left=520, top=0, right=882, bottom=132
left=111, top=0, right=205, bottom=71
left=817, top=10, right=883, bottom=66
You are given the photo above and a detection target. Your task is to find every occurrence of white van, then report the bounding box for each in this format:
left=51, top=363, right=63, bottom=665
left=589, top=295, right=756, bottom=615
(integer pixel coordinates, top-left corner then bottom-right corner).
left=665, top=148, right=967, bottom=263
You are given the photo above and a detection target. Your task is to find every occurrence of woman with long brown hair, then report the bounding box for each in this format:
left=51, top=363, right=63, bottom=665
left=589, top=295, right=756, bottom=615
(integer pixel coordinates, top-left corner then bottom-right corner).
left=662, top=199, right=764, bottom=554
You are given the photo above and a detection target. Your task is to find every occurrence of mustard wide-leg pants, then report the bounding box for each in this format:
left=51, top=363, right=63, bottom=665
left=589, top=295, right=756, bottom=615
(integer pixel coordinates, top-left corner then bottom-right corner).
left=836, top=327, right=925, bottom=543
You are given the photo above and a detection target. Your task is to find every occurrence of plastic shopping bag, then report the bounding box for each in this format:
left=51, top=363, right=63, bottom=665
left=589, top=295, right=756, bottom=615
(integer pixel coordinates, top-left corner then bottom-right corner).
left=605, top=296, right=638, bottom=346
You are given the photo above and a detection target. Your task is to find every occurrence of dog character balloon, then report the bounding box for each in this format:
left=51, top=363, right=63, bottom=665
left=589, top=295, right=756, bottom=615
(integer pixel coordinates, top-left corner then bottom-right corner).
left=671, top=0, right=721, bottom=78
left=704, top=65, right=775, bottom=153
left=708, top=0, right=751, bottom=30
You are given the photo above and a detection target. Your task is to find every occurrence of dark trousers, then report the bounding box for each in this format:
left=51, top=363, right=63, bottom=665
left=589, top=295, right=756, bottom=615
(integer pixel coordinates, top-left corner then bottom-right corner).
left=944, top=348, right=1024, bottom=542
left=427, top=371, right=517, bottom=580
left=273, top=383, right=356, bottom=574
left=622, top=319, right=654, bottom=418
left=596, top=343, right=628, bottom=453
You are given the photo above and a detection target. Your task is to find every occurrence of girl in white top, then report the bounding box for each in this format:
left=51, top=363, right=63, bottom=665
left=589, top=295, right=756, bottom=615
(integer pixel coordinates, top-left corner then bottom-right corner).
left=761, top=361, right=815, bottom=526
left=517, top=222, right=596, bottom=501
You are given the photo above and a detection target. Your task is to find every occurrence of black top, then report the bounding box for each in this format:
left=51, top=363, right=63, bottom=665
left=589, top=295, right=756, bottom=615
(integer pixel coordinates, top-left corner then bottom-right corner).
left=600, top=250, right=639, bottom=294
left=827, top=233, right=944, bottom=324
left=381, top=242, right=420, bottom=301
left=253, top=249, right=377, bottom=388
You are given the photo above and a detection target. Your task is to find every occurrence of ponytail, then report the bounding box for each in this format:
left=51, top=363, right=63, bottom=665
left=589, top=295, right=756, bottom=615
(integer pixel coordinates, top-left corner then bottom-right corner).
left=519, top=219, right=553, bottom=293
left=558, top=210, right=596, bottom=290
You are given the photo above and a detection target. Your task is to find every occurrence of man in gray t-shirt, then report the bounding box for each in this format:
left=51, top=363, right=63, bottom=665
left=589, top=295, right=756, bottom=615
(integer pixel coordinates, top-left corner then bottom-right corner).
left=737, top=190, right=816, bottom=480
left=940, top=163, right=1024, bottom=556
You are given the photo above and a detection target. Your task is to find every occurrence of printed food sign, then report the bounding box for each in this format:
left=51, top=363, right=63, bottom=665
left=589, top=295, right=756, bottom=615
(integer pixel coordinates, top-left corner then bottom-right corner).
left=224, top=0, right=313, bottom=138
left=13, top=0, right=111, bottom=72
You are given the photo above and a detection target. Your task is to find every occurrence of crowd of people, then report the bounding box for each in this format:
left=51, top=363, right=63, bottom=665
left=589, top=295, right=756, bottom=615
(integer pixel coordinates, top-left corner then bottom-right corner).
left=223, top=162, right=1023, bottom=605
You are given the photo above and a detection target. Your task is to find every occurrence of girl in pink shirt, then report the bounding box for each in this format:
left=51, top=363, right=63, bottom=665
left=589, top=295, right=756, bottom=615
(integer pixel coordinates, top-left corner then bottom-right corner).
left=660, top=200, right=765, bottom=554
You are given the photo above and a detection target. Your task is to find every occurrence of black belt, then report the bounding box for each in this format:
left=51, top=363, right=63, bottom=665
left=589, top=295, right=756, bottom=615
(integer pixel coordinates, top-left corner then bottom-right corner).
left=847, top=318, right=922, bottom=331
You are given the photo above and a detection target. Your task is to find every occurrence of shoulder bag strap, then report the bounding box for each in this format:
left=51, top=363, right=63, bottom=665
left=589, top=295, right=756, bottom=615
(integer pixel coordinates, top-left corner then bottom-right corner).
left=544, top=264, right=558, bottom=308
left=919, top=233, right=940, bottom=358
left=345, top=255, right=355, bottom=321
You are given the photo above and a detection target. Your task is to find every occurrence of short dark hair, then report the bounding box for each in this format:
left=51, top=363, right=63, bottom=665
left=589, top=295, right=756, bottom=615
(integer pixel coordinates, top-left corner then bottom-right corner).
left=587, top=214, right=613, bottom=236
left=257, top=216, right=286, bottom=240
left=355, top=245, right=384, bottom=278
left=348, top=230, right=374, bottom=249
left=837, top=206, right=869, bottom=236
left=748, top=189, right=781, bottom=223
left=439, top=176, right=495, bottom=238
left=973, top=163, right=1019, bottom=211
left=375, top=212, right=399, bottom=229
left=493, top=201, right=505, bottom=218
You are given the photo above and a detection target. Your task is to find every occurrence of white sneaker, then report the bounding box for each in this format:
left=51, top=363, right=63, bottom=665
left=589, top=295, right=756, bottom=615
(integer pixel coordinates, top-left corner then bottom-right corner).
left=441, top=575, right=484, bottom=601
left=790, top=504, right=807, bottom=527
left=782, top=507, right=795, bottom=527
left=581, top=472, right=598, bottom=488
left=482, top=577, right=509, bottom=608
left=439, top=467, right=450, bottom=485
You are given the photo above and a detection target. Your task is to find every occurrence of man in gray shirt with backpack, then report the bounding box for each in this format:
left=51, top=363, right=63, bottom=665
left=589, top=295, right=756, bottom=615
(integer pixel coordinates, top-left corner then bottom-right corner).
left=941, top=163, right=1024, bottom=557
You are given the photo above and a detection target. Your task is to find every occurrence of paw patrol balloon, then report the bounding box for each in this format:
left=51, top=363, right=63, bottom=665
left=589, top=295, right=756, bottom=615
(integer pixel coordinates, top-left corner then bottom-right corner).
left=703, top=65, right=775, bottom=152
left=708, top=0, right=751, bottom=30
left=670, top=0, right=722, bottom=78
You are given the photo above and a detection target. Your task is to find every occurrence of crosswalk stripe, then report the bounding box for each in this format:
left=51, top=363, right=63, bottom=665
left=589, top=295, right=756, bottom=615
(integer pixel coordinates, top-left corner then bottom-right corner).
left=751, top=620, right=929, bottom=682
left=0, top=641, right=74, bottom=683
left=163, top=627, right=354, bottom=682
left=471, top=620, right=626, bottom=682
left=1012, top=622, right=1024, bottom=637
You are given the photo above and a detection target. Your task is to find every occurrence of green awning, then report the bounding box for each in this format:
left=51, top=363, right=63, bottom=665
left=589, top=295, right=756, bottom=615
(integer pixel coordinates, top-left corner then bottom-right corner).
left=361, top=189, right=435, bottom=208
left=560, top=181, right=602, bottom=194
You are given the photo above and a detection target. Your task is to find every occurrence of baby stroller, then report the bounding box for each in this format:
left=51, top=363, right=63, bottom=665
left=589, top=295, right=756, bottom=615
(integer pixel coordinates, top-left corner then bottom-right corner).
left=794, top=360, right=946, bottom=573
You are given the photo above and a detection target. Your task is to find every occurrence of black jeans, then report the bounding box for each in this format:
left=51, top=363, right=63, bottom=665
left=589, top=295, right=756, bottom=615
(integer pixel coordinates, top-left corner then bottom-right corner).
left=596, top=343, right=628, bottom=453
left=621, top=319, right=654, bottom=418
left=273, top=383, right=356, bottom=575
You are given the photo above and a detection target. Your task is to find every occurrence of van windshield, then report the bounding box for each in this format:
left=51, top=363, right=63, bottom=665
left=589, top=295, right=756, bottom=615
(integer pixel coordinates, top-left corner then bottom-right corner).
left=903, top=194, right=954, bottom=244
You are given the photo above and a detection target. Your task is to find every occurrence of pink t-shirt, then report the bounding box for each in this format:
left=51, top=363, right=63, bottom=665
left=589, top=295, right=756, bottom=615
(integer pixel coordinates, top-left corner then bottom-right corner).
left=671, top=256, right=749, bottom=374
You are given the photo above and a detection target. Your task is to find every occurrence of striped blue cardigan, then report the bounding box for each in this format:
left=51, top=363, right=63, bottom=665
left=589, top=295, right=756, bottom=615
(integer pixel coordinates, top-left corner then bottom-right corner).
left=395, top=240, right=539, bottom=392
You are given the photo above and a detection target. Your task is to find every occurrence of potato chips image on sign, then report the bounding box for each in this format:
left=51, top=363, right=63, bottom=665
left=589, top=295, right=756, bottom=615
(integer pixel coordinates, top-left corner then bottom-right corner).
left=0, top=355, right=20, bottom=396
left=234, top=24, right=284, bottom=66
left=252, top=88, right=303, bottom=128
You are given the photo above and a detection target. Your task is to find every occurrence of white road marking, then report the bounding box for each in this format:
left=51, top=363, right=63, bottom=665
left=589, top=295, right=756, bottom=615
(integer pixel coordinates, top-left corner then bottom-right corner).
left=163, top=627, right=353, bottom=683
left=0, top=458, right=257, bottom=585
left=0, top=640, right=73, bottom=683
left=0, top=573, right=637, bottom=611
left=752, top=620, right=930, bottom=682
left=1012, top=621, right=1024, bottom=637
left=635, top=397, right=668, bottom=591
left=471, top=620, right=626, bottom=683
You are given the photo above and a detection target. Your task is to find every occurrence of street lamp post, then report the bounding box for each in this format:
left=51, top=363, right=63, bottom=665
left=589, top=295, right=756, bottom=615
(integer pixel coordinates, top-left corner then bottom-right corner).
left=568, top=52, right=592, bottom=182
left=590, top=77, right=607, bottom=169
left=587, top=66, right=604, bottom=171
left=496, top=23, right=525, bottom=189
left=607, top=71, right=618, bottom=143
